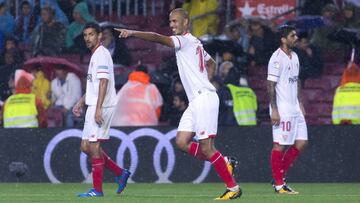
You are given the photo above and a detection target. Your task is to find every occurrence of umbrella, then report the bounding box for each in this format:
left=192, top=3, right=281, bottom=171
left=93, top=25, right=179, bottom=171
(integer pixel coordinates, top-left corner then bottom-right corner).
left=23, top=56, right=84, bottom=80
left=328, top=28, right=360, bottom=46
left=328, top=28, right=360, bottom=63
left=284, top=15, right=326, bottom=31
left=99, top=21, right=127, bottom=29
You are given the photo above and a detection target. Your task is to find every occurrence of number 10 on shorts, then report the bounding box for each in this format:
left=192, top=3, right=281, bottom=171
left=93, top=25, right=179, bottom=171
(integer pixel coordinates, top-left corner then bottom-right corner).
left=281, top=121, right=291, bottom=132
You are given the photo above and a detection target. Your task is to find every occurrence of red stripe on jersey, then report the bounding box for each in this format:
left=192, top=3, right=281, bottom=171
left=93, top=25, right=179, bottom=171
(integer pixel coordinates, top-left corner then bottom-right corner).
left=175, top=36, right=181, bottom=49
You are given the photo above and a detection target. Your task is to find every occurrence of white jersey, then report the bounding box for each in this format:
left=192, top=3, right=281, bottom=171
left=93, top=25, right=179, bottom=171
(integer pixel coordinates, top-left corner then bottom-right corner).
left=85, top=45, right=117, bottom=107
left=170, top=33, right=216, bottom=102
left=267, top=48, right=301, bottom=117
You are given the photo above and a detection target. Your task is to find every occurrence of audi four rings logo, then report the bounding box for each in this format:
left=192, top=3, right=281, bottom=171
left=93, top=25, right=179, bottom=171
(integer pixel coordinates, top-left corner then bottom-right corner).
left=43, top=128, right=212, bottom=184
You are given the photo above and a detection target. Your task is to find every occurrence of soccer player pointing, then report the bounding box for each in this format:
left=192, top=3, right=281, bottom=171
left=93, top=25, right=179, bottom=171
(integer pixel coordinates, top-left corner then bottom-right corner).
left=115, top=8, right=241, bottom=200
left=267, top=25, right=308, bottom=194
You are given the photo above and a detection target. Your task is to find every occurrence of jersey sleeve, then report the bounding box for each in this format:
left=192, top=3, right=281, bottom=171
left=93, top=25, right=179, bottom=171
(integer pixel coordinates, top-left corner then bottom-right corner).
left=170, top=35, right=187, bottom=51
left=94, top=51, right=111, bottom=80
left=267, top=57, right=281, bottom=82
left=204, top=50, right=211, bottom=61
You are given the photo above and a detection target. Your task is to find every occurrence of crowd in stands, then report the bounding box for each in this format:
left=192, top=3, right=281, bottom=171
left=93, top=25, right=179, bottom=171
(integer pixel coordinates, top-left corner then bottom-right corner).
left=0, top=0, right=360, bottom=128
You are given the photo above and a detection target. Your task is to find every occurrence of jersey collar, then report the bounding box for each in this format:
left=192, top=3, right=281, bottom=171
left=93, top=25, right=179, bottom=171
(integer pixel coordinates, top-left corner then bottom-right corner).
left=91, top=43, right=101, bottom=54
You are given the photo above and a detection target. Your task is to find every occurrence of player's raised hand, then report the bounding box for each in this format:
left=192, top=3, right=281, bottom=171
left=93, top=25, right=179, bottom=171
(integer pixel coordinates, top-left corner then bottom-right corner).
left=271, top=109, right=280, bottom=126
left=114, top=28, right=133, bottom=38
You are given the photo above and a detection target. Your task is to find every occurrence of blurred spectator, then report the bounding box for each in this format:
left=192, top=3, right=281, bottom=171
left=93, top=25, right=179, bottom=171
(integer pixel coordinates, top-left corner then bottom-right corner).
left=293, top=32, right=323, bottom=80
left=172, top=77, right=185, bottom=94
left=218, top=61, right=233, bottom=81
left=65, top=1, right=95, bottom=53
left=31, top=6, right=66, bottom=56
left=31, top=67, right=51, bottom=109
left=112, top=65, right=163, bottom=126
left=219, top=68, right=257, bottom=125
left=311, top=4, right=344, bottom=56
left=58, top=0, right=78, bottom=23
left=224, top=18, right=249, bottom=54
left=40, top=0, right=69, bottom=26
left=0, top=52, right=21, bottom=98
left=0, top=37, right=25, bottom=66
left=182, top=0, right=219, bottom=37
left=248, top=18, right=277, bottom=66
left=340, top=4, right=360, bottom=29
left=102, top=27, right=132, bottom=66
left=2, top=69, right=47, bottom=128
left=0, top=2, right=15, bottom=36
left=332, top=63, right=360, bottom=125
left=168, top=93, right=188, bottom=126
left=0, top=31, right=3, bottom=53
left=50, top=65, right=82, bottom=127
left=301, top=0, right=333, bottom=15
left=0, top=63, right=15, bottom=101
left=32, top=0, right=41, bottom=20
left=14, top=1, right=38, bottom=44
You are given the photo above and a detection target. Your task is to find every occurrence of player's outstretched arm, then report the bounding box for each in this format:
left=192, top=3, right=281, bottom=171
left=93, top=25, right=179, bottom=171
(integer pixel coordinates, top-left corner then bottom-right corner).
left=114, top=28, right=174, bottom=48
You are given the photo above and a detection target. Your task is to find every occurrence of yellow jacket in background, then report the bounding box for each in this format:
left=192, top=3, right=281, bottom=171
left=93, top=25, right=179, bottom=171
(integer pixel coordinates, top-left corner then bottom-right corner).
left=227, top=84, right=257, bottom=125
left=3, top=93, right=38, bottom=128
left=182, top=0, right=219, bottom=37
left=32, top=71, right=51, bottom=109
left=332, top=82, right=360, bottom=124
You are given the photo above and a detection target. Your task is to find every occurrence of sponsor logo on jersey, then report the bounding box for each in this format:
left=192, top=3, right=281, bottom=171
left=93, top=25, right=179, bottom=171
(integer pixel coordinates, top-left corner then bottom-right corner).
left=288, top=76, right=298, bottom=84
left=87, top=74, right=92, bottom=82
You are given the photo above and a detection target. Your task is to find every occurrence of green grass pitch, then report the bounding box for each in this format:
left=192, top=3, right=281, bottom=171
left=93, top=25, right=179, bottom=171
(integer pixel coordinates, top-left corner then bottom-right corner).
left=0, top=183, right=359, bottom=203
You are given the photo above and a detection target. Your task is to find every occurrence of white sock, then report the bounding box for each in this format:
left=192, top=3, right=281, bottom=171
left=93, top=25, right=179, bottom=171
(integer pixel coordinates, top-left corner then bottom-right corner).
left=227, top=185, right=239, bottom=192
left=275, top=184, right=284, bottom=190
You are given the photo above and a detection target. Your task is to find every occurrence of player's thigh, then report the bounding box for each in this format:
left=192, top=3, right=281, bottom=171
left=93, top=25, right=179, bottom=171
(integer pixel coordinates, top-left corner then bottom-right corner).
left=294, top=115, right=308, bottom=150
left=272, top=116, right=297, bottom=145
left=82, top=105, right=96, bottom=140
left=95, top=106, right=115, bottom=141
left=177, top=105, right=194, bottom=133
left=193, top=92, right=219, bottom=140
left=82, top=106, right=114, bottom=142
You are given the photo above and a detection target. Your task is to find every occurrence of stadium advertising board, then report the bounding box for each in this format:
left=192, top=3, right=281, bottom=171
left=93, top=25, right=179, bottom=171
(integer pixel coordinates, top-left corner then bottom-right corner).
left=0, top=126, right=359, bottom=183
left=235, top=0, right=296, bottom=21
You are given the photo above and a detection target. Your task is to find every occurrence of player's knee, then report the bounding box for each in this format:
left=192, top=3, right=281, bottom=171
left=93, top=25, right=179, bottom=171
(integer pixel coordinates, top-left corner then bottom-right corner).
left=272, top=144, right=284, bottom=152
left=80, top=144, right=89, bottom=154
left=295, top=140, right=308, bottom=152
left=175, top=138, right=187, bottom=152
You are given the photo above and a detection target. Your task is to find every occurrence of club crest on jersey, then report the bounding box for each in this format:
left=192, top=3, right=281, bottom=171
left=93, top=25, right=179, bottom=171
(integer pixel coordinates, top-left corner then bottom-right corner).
left=288, top=76, right=298, bottom=84
left=273, top=62, right=280, bottom=69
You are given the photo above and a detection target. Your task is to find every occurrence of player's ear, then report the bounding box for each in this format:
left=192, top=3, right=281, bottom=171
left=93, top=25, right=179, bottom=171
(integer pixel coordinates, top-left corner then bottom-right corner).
left=184, top=18, right=189, bottom=27
left=98, top=32, right=103, bottom=41
left=280, top=37, right=286, bottom=44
